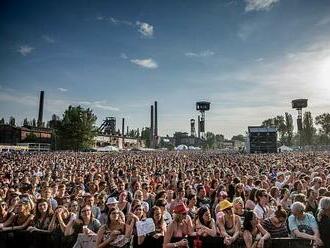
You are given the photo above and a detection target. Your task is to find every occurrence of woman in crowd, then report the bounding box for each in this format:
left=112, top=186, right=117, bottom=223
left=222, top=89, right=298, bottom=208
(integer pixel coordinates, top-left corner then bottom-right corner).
left=253, top=189, right=272, bottom=220
left=234, top=183, right=246, bottom=203
left=126, top=202, right=145, bottom=248
left=317, top=197, right=330, bottom=248
left=186, top=194, right=198, bottom=220
left=305, top=188, right=318, bottom=217
left=118, top=191, right=131, bottom=217
left=28, top=198, right=53, bottom=232
left=243, top=210, right=270, bottom=248
left=65, top=204, right=101, bottom=237
left=2, top=197, right=34, bottom=231
left=217, top=200, right=241, bottom=247
left=68, top=200, right=79, bottom=217
left=288, top=202, right=323, bottom=246
left=195, top=206, right=217, bottom=237
left=279, top=188, right=291, bottom=211
left=163, top=203, right=193, bottom=248
left=245, top=188, right=258, bottom=211
left=96, top=207, right=129, bottom=248
left=261, top=205, right=288, bottom=238
left=134, top=190, right=149, bottom=215
left=0, top=199, right=15, bottom=229
left=233, top=197, right=246, bottom=225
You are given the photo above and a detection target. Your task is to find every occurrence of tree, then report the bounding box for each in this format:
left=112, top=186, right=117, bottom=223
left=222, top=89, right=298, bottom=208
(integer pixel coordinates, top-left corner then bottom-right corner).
left=141, top=127, right=151, bottom=147
left=57, top=105, right=97, bottom=150
left=23, top=118, right=29, bottom=127
left=315, top=113, right=330, bottom=145
left=284, top=112, right=294, bottom=146
left=32, top=118, right=37, bottom=127
left=205, top=132, right=216, bottom=148
left=9, top=116, right=15, bottom=126
left=301, top=111, right=316, bottom=145
left=262, top=116, right=286, bottom=142
left=231, top=134, right=244, bottom=142
left=0, top=118, right=4, bottom=125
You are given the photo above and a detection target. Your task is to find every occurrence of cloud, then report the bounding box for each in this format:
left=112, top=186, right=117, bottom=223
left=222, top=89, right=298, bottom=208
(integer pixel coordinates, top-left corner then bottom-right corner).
left=109, top=17, right=133, bottom=26
left=130, top=58, right=158, bottom=69
left=17, top=45, right=34, bottom=56
left=42, top=35, right=55, bottom=43
left=245, top=0, right=279, bottom=12
left=185, top=50, right=215, bottom=57
left=58, top=88, right=68, bottom=92
left=316, top=16, right=330, bottom=26
left=256, top=57, right=264, bottom=62
left=79, top=100, right=119, bottom=111
left=96, top=16, right=105, bottom=21
left=136, top=21, right=154, bottom=38
left=120, top=53, right=128, bottom=59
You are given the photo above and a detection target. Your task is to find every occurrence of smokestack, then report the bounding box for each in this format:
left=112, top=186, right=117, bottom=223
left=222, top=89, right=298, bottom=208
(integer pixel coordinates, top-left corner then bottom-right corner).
left=198, top=115, right=200, bottom=138
left=150, top=105, right=154, bottom=148
left=127, top=126, right=129, bottom=136
left=190, top=119, right=195, bottom=137
left=154, top=101, right=158, bottom=139
left=122, top=118, right=125, bottom=137
left=37, top=91, right=44, bottom=127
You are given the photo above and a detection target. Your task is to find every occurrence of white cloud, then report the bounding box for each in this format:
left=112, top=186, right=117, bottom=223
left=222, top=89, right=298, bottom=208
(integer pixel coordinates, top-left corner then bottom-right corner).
left=185, top=50, right=215, bottom=57
left=109, top=17, right=133, bottom=26
left=120, top=53, right=128, bottom=59
left=130, top=58, right=158, bottom=69
left=42, top=35, right=55, bottom=43
left=17, top=45, right=34, bottom=56
left=58, top=88, right=68, bottom=92
left=316, top=16, right=330, bottom=26
left=245, top=0, right=279, bottom=12
left=79, top=100, right=119, bottom=111
left=256, top=57, right=264, bottom=62
left=136, top=21, right=154, bottom=38
left=96, top=16, right=105, bottom=21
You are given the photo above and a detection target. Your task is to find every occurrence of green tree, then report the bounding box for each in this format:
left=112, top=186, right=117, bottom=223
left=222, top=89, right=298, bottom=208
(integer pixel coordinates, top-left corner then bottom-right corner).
left=9, top=116, right=15, bottom=126
left=141, top=127, right=151, bottom=147
left=32, top=118, right=37, bottom=127
left=205, top=132, right=216, bottom=148
left=231, top=134, right=245, bottom=142
left=301, top=111, right=316, bottom=145
left=285, top=112, right=294, bottom=146
left=315, top=113, right=330, bottom=145
left=262, top=116, right=286, bottom=142
left=23, top=118, right=29, bottom=127
left=0, top=118, right=5, bottom=125
left=57, top=105, right=97, bottom=150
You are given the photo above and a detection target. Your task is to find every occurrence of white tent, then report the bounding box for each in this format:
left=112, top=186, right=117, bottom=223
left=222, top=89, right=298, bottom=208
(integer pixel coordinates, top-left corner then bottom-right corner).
left=279, top=145, right=293, bottom=152
left=175, top=144, right=188, bottom=150
left=96, top=146, right=119, bottom=152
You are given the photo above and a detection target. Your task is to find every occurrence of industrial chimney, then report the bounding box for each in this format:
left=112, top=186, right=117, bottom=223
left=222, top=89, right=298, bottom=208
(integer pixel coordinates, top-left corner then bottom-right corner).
left=154, top=101, right=158, bottom=140
left=150, top=105, right=154, bottom=148
left=122, top=118, right=125, bottom=137
left=37, top=91, right=44, bottom=127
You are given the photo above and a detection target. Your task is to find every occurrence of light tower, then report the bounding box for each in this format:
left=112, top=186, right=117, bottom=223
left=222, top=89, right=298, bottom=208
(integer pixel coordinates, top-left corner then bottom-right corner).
left=292, top=99, right=308, bottom=147
left=196, top=101, right=210, bottom=139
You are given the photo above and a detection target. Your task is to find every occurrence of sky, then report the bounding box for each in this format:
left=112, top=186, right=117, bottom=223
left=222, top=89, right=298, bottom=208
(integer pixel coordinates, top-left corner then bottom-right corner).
left=0, top=0, right=330, bottom=139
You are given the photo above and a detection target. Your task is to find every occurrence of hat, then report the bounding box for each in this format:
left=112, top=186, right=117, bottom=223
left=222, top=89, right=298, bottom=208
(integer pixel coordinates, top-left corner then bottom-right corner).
left=173, top=202, right=189, bottom=214
left=106, top=197, right=119, bottom=205
left=219, top=200, right=233, bottom=211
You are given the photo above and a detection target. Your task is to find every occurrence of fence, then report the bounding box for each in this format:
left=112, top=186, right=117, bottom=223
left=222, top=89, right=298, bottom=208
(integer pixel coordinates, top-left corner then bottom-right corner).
left=0, top=230, right=313, bottom=248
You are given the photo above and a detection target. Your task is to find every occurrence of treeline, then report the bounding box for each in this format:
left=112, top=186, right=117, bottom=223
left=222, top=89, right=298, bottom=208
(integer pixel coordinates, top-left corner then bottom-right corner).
left=261, top=112, right=330, bottom=146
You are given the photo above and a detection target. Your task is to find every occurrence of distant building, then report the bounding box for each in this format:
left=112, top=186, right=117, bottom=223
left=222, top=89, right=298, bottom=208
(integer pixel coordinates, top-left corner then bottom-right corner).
left=94, top=135, right=145, bottom=150
left=0, top=124, right=52, bottom=151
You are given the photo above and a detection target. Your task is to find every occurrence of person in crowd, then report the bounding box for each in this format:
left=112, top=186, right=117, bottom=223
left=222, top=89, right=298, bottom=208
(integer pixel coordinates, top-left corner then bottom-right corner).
left=155, top=198, right=173, bottom=226
left=84, top=193, right=101, bottom=220
left=2, top=197, right=34, bottom=231
left=261, top=205, right=288, bottom=238
left=118, top=191, right=131, bottom=217
left=279, top=188, right=291, bottom=211
left=245, top=188, right=258, bottom=211
left=317, top=197, right=330, bottom=248
left=243, top=210, right=270, bottom=248
left=195, top=206, right=217, bottom=237
left=217, top=200, right=241, bottom=246
left=27, top=198, right=53, bottom=232
left=96, top=207, right=130, bottom=248
left=170, top=187, right=187, bottom=213
left=126, top=202, right=145, bottom=248
left=100, top=197, right=119, bottom=225
left=41, top=187, right=58, bottom=210
left=65, top=204, right=101, bottom=237
left=0, top=199, right=15, bottom=229
left=163, top=203, right=193, bottom=248
left=234, top=183, right=246, bottom=203
left=134, top=190, right=150, bottom=214
left=253, top=189, right=272, bottom=220
left=196, top=185, right=211, bottom=208
left=288, top=202, right=323, bottom=246
left=305, top=188, right=318, bottom=217
left=69, top=200, right=80, bottom=217
left=186, top=194, right=198, bottom=220
left=233, top=197, right=247, bottom=225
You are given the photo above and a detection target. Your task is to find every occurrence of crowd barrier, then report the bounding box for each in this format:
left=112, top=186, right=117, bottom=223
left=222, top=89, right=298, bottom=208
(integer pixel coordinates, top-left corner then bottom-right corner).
left=0, top=230, right=313, bottom=248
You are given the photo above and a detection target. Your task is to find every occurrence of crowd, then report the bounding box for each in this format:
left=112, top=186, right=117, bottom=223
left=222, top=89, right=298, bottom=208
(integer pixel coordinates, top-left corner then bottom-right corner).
left=0, top=150, right=329, bottom=248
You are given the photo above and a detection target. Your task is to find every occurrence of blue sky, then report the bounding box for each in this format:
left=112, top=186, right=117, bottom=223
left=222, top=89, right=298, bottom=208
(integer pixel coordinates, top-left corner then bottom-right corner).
left=1, top=0, right=330, bottom=138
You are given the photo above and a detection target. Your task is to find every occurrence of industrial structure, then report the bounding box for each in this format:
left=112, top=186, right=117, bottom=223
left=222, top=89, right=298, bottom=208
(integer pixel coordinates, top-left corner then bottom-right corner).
left=247, top=126, right=277, bottom=153
left=196, top=101, right=210, bottom=139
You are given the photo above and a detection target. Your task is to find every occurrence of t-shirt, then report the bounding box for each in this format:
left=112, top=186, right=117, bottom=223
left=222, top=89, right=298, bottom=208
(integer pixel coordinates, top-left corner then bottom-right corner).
left=288, top=213, right=318, bottom=236
left=262, top=218, right=288, bottom=238
left=254, top=204, right=272, bottom=220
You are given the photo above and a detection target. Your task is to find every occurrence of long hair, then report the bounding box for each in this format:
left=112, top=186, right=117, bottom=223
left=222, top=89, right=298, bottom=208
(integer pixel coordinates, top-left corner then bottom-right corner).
left=243, top=210, right=255, bottom=232
left=149, top=206, right=164, bottom=227
left=318, top=197, right=330, bottom=222
left=35, top=198, right=53, bottom=220
left=197, top=206, right=211, bottom=227
left=79, top=204, right=94, bottom=225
